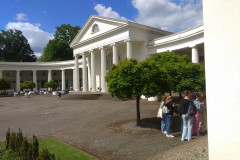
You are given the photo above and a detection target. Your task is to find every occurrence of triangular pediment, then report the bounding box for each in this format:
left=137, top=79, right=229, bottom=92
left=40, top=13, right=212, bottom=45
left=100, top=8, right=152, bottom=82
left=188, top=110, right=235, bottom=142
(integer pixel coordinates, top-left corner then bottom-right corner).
left=70, top=15, right=128, bottom=47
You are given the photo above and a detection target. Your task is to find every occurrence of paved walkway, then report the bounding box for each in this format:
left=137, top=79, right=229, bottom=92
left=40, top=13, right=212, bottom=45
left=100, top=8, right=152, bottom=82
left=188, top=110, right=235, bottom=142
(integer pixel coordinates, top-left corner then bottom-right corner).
left=0, top=95, right=208, bottom=160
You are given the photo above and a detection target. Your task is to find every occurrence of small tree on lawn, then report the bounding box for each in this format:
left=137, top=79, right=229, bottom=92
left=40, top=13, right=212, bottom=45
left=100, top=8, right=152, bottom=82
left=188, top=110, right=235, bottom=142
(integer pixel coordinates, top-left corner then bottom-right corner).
left=44, top=80, right=57, bottom=92
left=20, top=81, right=36, bottom=91
left=0, top=77, right=11, bottom=94
left=105, top=58, right=169, bottom=126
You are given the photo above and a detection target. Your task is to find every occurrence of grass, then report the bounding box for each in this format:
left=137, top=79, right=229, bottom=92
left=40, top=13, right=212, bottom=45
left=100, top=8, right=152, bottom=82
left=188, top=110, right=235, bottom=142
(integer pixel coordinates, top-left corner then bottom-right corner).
left=0, top=137, right=98, bottom=160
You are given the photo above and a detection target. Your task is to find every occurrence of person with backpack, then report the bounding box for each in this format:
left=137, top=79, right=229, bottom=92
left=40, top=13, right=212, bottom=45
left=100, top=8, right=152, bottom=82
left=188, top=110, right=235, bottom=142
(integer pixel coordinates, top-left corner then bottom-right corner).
left=178, top=91, right=195, bottom=141
left=157, top=96, right=167, bottom=134
left=165, top=96, right=175, bottom=138
left=192, top=93, right=201, bottom=136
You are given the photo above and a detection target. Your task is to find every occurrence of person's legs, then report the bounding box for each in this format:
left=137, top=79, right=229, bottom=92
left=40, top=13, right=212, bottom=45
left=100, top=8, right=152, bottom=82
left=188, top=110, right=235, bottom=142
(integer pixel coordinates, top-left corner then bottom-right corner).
left=166, top=114, right=173, bottom=135
left=181, top=114, right=188, bottom=140
left=161, top=114, right=167, bottom=133
left=187, top=116, right=194, bottom=141
left=192, top=111, right=200, bottom=135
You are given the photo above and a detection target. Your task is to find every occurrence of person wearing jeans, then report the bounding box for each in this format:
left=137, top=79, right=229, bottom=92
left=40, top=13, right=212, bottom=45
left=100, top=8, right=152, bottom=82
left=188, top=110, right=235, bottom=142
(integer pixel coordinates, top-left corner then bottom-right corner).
left=165, top=96, right=175, bottom=138
left=178, top=91, right=194, bottom=141
left=181, top=114, right=194, bottom=141
left=160, top=96, right=167, bottom=134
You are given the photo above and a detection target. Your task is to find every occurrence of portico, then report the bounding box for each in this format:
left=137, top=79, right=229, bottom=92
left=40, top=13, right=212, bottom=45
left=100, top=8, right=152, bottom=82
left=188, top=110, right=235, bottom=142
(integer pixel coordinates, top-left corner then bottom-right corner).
left=0, top=15, right=205, bottom=94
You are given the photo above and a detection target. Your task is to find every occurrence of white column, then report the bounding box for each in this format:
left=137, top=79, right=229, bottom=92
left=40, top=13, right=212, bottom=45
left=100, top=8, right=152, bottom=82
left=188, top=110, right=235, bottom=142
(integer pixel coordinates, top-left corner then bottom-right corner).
left=32, top=70, right=37, bottom=91
left=72, top=69, right=75, bottom=91
left=192, top=46, right=199, bottom=63
left=62, top=69, right=66, bottom=91
left=74, top=55, right=80, bottom=91
left=112, top=43, right=118, bottom=65
left=0, top=70, right=2, bottom=78
left=48, top=70, right=52, bottom=81
left=203, top=0, right=240, bottom=159
left=82, top=53, right=87, bottom=92
left=16, top=70, right=20, bottom=92
left=87, top=55, right=92, bottom=91
left=126, top=40, right=132, bottom=59
left=100, top=47, right=106, bottom=92
left=91, top=50, right=96, bottom=92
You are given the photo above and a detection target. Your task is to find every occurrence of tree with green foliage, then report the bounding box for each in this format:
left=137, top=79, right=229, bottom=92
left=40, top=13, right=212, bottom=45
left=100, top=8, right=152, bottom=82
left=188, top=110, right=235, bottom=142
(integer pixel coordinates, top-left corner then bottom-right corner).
left=44, top=80, right=57, bottom=92
left=0, top=29, right=37, bottom=62
left=20, top=81, right=36, bottom=91
left=106, top=58, right=169, bottom=125
left=54, top=24, right=80, bottom=45
left=39, top=24, right=80, bottom=62
left=39, top=39, right=73, bottom=62
left=149, top=52, right=205, bottom=97
left=0, top=77, right=11, bottom=95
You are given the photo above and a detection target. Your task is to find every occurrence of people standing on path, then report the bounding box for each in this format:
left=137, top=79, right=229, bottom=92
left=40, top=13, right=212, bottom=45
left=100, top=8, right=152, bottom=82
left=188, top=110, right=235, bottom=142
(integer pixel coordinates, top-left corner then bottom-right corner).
left=192, top=93, right=200, bottom=136
left=178, top=91, right=194, bottom=141
left=198, top=93, right=207, bottom=134
left=157, top=96, right=167, bottom=134
left=165, top=96, right=175, bottom=138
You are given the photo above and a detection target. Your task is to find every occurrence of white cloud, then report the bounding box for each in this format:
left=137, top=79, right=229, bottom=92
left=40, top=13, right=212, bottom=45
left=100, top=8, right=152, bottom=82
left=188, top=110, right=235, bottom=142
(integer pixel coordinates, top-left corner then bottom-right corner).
left=16, top=13, right=28, bottom=21
left=6, top=22, right=53, bottom=57
left=94, top=4, right=127, bottom=21
left=132, top=0, right=203, bottom=32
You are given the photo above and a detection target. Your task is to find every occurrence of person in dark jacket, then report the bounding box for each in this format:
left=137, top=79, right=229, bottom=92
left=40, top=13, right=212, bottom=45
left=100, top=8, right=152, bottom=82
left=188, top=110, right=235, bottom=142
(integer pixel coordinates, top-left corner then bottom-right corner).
left=165, top=96, right=175, bottom=138
left=178, top=91, right=194, bottom=141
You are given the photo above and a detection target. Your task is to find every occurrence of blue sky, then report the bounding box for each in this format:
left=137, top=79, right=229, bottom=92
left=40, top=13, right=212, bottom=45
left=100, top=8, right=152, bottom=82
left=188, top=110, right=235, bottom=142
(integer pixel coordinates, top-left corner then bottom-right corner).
left=0, top=0, right=203, bottom=57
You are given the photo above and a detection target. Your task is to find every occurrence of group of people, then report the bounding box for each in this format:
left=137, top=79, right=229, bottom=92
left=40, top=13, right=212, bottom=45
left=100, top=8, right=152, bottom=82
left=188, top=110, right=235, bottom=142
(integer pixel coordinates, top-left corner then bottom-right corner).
left=157, top=90, right=207, bottom=141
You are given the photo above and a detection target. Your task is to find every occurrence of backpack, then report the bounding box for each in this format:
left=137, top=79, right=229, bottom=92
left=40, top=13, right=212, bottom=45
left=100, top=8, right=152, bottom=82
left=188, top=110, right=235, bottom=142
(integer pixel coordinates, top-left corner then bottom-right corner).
left=187, top=100, right=197, bottom=116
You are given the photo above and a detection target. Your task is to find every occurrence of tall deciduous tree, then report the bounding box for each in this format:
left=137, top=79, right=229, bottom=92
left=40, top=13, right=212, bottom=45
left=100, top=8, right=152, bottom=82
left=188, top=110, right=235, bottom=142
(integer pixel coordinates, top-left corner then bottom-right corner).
left=0, top=29, right=36, bottom=62
left=39, top=24, right=80, bottom=62
left=105, top=58, right=169, bottom=126
left=54, top=24, right=80, bottom=45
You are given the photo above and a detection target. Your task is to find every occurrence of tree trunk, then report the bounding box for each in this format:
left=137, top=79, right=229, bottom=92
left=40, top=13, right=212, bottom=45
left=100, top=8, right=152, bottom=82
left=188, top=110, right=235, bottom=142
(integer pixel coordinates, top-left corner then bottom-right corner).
left=169, top=92, right=172, bottom=96
left=136, top=95, right=141, bottom=126
left=179, top=92, right=182, bottom=100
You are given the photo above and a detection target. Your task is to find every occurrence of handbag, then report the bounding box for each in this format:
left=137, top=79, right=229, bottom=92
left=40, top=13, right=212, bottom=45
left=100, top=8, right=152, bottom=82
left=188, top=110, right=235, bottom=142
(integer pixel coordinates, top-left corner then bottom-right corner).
left=162, top=105, right=169, bottom=114
left=157, top=107, right=163, bottom=118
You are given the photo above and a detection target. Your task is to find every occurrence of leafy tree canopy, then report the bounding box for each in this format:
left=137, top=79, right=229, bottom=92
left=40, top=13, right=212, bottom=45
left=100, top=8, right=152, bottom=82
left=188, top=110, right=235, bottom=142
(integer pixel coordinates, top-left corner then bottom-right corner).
left=39, top=24, right=80, bottom=62
left=0, top=77, right=11, bottom=90
left=149, top=51, right=205, bottom=94
left=54, top=24, right=80, bottom=45
left=0, top=29, right=37, bottom=62
left=44, top=80, right=57, bottom=91
left=20, top=81, right=36, bottom=90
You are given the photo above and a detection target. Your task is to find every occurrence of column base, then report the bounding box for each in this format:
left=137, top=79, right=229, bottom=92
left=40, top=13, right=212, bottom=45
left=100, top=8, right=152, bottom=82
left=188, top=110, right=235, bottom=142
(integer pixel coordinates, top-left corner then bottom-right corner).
left=91, top=90, right=96, bottom=92
left=82, top=89, right=87, bottom=92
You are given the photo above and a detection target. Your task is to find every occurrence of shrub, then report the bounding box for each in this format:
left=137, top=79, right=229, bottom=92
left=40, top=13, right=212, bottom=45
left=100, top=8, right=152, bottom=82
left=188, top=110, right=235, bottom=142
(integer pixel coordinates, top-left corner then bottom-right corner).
left=5, top=128, right=56, bottom=160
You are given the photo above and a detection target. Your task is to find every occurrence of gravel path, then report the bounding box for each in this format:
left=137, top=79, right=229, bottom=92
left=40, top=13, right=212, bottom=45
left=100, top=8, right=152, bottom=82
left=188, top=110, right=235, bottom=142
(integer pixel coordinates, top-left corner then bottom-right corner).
left=0, top=95, right=208, bottom=160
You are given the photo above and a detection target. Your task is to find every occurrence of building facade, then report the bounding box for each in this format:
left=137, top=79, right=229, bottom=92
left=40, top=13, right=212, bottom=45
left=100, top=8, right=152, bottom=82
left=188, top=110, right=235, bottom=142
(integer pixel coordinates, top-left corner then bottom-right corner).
left=0, top=15, right=204, bottom=93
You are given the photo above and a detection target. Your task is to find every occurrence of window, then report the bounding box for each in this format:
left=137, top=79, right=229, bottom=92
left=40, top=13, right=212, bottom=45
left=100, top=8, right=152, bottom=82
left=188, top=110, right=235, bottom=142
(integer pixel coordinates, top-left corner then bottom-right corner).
left=92, top=24, right=99, bottom=33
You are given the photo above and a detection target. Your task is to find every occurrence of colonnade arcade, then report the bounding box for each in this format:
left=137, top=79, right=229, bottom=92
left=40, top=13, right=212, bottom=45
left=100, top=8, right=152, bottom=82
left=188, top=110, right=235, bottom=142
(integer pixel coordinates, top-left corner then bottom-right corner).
left=74, top=39, right=133, bottom=92
left=0, top=69, right=75, bottom=92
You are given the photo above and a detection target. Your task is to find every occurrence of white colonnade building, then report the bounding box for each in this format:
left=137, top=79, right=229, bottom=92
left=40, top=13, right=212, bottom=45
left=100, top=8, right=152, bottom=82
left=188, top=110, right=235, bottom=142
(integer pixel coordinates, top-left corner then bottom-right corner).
left=0, top=15, right=204, bottom=93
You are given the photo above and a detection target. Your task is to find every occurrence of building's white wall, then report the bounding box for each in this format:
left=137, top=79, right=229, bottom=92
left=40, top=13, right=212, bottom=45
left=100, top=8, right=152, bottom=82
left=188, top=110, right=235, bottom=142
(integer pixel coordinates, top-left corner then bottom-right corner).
left=79, top=20, right=123, bottom=42
left=203, top=0, right=240, bottom=159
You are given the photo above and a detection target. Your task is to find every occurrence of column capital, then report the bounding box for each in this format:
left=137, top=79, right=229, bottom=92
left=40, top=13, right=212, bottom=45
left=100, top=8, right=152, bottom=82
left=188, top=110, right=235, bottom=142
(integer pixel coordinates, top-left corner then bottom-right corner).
left=74, top=54, right=80, bottom=58
left=61, top=69, right=65, bottom=71
left=99, top=46, right=106, bottom=50
left=16, top=70, right=20, bottom=72
left=110, top=43, right=117, bottom=47
left=189, top=44, right=198, bottom=48
left=124, top=39, right=131, bottom=43
left=48, top=69, right=52, bottom=72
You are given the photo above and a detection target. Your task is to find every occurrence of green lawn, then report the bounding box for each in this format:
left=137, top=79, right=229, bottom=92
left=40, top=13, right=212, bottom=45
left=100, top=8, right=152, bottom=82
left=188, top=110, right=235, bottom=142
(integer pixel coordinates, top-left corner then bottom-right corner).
left=0, top=137, right=98, bottom=160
